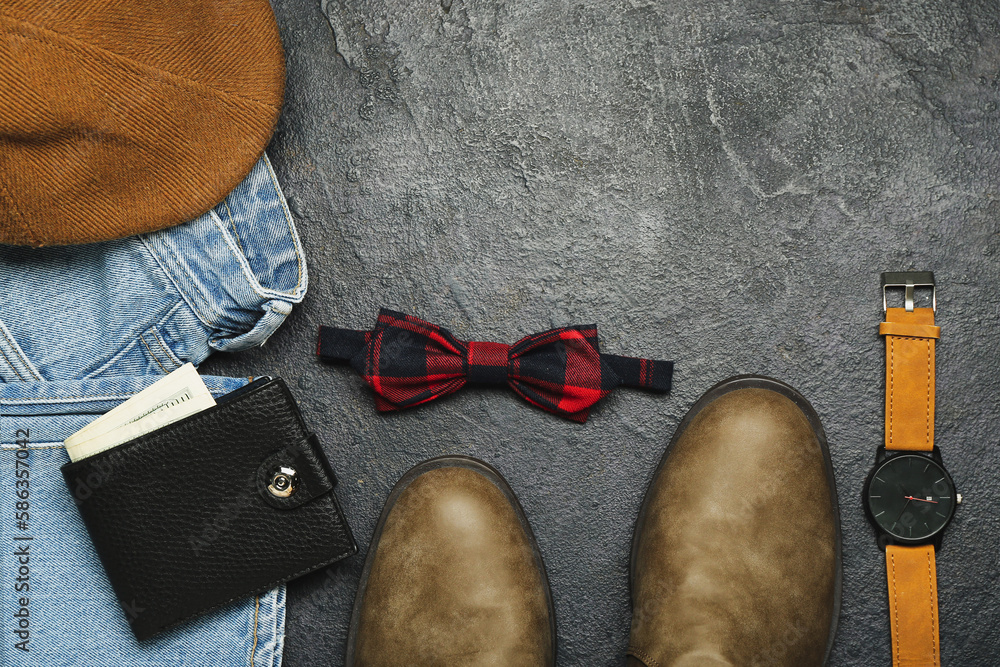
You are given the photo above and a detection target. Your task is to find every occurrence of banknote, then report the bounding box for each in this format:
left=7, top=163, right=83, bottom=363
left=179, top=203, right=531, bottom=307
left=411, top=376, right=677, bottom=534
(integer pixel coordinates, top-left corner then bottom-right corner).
left=64, top=363, right=216, bottom=462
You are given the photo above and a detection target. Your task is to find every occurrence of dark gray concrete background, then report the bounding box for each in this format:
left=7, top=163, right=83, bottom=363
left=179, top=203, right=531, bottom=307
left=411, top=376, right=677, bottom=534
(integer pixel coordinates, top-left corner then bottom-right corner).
left=201, top=0, right=1000, bottom=664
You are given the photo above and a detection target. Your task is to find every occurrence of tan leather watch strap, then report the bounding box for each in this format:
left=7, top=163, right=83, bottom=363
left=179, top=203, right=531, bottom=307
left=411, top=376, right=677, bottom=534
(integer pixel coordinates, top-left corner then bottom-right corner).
left=881, top=307, right=939, bottom=452
left=886, top=544, right=941, bottom=667
left=880, top=298, right=942, bottom=666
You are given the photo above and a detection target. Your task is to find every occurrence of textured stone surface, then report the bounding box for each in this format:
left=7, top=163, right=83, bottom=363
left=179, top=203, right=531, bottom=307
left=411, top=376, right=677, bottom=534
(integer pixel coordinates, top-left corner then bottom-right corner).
left=201, top=0, right=1000, bottom=664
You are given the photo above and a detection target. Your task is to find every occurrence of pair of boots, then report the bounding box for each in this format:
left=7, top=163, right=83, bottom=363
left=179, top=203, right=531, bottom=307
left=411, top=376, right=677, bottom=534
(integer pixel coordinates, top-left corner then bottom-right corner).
left=345, top=376, right=841, bottom=666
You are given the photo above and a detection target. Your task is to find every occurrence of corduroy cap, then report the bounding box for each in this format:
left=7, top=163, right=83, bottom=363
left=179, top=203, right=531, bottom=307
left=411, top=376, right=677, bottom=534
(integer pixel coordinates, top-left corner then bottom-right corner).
left=0, top=0, right=285, bottom=247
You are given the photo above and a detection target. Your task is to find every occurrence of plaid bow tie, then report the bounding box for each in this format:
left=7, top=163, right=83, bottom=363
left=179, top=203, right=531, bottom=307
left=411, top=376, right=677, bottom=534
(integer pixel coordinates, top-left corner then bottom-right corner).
left=317, top=309, right=673, bottom=422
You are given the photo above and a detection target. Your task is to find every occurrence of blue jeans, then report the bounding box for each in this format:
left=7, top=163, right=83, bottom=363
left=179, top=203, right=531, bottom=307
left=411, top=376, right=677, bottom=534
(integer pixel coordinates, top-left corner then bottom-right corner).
left=0, top=155, right=304, bottom=665
left=1, top=376, right=285, bottom=667
left=0, top=155, right=307, bottom=383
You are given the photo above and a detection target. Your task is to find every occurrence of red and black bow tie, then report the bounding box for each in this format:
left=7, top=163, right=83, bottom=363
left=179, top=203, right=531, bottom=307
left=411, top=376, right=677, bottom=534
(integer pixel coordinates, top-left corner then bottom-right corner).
left=317, top=309, right=672, bottom=422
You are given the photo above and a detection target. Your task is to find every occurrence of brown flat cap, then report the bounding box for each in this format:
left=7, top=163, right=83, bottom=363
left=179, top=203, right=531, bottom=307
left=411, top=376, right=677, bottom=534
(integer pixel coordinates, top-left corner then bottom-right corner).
left=0, top=1, right=285, bottom=247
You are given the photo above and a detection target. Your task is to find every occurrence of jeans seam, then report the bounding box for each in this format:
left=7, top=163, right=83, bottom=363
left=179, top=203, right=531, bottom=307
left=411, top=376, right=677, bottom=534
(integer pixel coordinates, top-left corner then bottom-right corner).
left=140, top=327, right=183, bottom=373
left=208, top=211, right=261, bottom=303
left=143, top=225, right=271, bottom=339
left=154, top=235, right=218, bottom=326
left=271, top=591, right=280, bottom=667
left=150, top=327, right=185, bottom=369
left=1, top=388, right=223, bottom=404
left=250, top=595, right=261, bottom=667
left=223, top=199, right=248, bottom=257
left=81, top=302, right=185, bottom=379
left=208, top=206, right=306, bottom=303
left=203, top=155, right=307, bottom=304
left=2, top=394, right=139, bottom=403
left=0, top=345, right=26, bottom=381
left=82, top=338, right=141, bottom=379
left=137, top=159, right=306, bottom=339
left=0, top=321, right=43, bottom=381
left=262, top=155, right=306, bottom=298
left=139, top=335, right=169, bottom=374
left=137, top=235, right=217, bottom=330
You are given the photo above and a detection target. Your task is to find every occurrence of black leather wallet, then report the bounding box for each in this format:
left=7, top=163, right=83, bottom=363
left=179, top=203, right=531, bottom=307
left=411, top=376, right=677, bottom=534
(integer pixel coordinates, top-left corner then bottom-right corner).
left=62, top=377, right=356, bottom=640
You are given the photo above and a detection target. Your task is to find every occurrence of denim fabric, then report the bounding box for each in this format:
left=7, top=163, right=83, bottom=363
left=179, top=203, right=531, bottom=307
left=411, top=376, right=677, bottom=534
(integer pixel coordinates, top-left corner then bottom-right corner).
left=0, top=154, right=308, bottom=383
left=0, top=154, right=301, bottom=665
left=0, top=375, right=285, bottom=667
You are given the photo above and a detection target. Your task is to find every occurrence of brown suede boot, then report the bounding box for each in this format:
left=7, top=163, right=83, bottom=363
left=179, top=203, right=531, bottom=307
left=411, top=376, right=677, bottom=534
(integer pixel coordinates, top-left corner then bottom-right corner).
left=628, top=376, right=841, bottom=667
left=346, top=456, right=555, bottom=666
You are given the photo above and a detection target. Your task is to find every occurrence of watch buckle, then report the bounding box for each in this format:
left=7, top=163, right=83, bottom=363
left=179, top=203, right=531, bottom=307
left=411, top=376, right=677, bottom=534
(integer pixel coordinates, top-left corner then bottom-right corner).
left=881, top=271, right=936, bottom=313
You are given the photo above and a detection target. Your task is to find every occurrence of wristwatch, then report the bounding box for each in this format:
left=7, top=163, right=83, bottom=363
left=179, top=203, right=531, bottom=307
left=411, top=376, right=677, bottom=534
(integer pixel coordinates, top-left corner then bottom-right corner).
left=863, top=271, right=961, bottom=667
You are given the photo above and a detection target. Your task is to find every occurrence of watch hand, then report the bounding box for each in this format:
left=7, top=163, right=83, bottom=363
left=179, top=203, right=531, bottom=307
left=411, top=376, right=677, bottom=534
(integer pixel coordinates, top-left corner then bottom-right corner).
left=894, top=498, right=912, bottom=523
left=904, top=495, right=938, bottom=504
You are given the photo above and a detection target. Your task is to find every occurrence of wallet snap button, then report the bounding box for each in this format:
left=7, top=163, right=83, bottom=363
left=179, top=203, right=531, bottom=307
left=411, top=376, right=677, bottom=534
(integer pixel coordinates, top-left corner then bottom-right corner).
left=268, top=467, right=298, bottom=498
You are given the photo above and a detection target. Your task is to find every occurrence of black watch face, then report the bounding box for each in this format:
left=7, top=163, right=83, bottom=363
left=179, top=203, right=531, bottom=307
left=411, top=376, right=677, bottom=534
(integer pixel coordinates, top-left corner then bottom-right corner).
left=865, top=454, right=956, bottom=542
